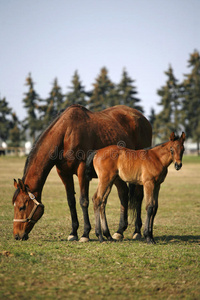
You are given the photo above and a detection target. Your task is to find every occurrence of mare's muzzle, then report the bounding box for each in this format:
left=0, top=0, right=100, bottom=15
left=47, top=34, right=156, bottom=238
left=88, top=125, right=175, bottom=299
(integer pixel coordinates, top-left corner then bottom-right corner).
left=175, top=162, right=182, bottom=170
left=14, top=232, right=29, bottom=241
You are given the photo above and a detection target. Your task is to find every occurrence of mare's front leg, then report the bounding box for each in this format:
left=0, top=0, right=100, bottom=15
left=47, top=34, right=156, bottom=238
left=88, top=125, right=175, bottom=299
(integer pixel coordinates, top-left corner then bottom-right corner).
left=143, top=182, right=159, bottom=244
left=112, top=178, right=129, bottom=241
left=77, top=162, right=91, bottom=242
left=56, top=168, right=79, bottom=241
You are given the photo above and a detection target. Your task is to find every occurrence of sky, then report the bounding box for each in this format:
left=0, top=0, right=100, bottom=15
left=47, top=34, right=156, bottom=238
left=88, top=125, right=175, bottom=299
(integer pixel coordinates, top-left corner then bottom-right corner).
left=0, top=0, right=200, bottom=120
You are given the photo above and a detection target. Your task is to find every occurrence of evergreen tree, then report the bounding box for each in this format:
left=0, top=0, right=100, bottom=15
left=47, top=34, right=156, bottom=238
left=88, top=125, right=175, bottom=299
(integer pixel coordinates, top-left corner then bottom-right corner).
left=9, top=113, right=22, bottom=147
left=89, top=67, right=114, bottom=111
left=0, top=97, right=12, bottom=142
left=64, top=71, right=87, bottom=107
left=148, top=108, right=156, bottom=145
left=181, top=50, right=200, bottom=155
left=40, top=78, right=64, bottom=128
left=118, top=69, right=144, bottom=112
left=23, top=73, right=40, bottom=142
left=154, top=65, right=181, bottom=141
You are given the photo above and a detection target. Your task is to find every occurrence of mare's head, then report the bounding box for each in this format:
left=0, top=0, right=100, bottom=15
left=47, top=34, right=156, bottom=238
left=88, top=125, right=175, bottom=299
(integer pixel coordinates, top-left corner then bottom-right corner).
left=169, top=132, right=186, bottom=170
left=12, top=179, right=44, bottom=240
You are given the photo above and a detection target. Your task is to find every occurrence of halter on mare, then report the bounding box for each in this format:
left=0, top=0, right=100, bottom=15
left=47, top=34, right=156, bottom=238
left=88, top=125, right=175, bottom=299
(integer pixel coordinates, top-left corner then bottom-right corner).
left=13, top=192, right=44, bottom=224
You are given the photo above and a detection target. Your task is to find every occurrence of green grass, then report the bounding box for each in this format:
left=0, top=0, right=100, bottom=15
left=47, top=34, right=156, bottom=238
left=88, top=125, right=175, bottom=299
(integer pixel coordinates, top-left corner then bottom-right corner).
left=0, top=156, right=200, bottom=299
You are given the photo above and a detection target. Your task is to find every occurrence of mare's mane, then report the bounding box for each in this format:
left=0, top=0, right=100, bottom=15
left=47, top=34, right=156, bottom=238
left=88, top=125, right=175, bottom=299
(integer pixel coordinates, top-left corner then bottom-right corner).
left=22, top=105, right=90, bottom=180
left=22, top=111, right=63, bottom=180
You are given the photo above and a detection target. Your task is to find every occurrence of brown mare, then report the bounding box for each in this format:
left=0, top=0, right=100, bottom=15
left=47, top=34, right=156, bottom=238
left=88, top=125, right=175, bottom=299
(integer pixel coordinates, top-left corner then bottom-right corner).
left=12, top=104, right=152, bottom=241
left=86, top=132, right=185, bottom=244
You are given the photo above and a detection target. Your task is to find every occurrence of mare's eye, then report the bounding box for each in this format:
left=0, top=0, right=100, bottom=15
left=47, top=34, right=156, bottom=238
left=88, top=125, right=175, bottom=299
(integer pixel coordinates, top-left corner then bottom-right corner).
left=170, top=148, right=174, bottom=154
left=19, top=204, right=26, bottom=211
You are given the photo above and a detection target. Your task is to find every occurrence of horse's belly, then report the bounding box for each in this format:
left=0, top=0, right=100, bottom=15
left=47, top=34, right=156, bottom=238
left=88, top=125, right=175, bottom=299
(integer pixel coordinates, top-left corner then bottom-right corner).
left=118, top=169, right=142, bottom=185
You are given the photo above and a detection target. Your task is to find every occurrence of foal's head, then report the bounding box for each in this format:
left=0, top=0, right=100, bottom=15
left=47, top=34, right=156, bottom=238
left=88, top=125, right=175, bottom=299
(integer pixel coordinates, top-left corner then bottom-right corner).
left=169, top=132, right=185, bottom=170
left=12, top=179, right=44, bottom=240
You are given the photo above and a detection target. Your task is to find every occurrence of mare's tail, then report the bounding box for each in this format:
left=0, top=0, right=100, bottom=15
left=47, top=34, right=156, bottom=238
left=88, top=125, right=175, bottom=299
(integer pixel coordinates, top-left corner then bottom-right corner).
left=128, top=184, right=137, bottom=219
left=85, top=151, right=97, bottom=181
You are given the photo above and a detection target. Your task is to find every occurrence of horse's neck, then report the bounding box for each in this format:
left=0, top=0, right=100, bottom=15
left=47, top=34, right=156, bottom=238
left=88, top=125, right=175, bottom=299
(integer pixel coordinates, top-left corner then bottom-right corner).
left=23, top=143, right=56, bottom=197
left=152, top=143, right=172, bottom=168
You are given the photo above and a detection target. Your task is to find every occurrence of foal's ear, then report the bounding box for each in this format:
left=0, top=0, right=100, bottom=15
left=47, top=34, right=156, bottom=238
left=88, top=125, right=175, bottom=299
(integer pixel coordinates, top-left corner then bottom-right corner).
left=181, top=132, right=186, bottom=142
left=170, top=132, right=175, bottom=141
left=14, top=179, right=18, bottom=189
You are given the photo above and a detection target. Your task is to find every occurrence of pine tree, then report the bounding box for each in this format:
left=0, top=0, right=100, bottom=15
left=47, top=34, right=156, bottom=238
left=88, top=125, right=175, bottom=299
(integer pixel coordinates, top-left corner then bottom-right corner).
left=9, top=113, right=22, bottom=147
left=23, top=73, right=40, bottom=142
left=89, top=67, right=114, bottom=111
left=0, top=97, right=12, bottom=142
left=181, top=50, right=200, bottom=154
left=118, top=69, right=144, bottom=112
left=64, top=71, right=87, bottom=107
left=40, top=78, right=64, bottom=128
left=154, top=65, right=181, bottom=141
left=148, top=108, right=156, bottom=145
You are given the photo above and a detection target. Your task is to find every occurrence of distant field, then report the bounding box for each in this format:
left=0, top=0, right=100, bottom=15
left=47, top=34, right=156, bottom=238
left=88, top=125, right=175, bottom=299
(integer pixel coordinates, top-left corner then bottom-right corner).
left=0, top=156, right=200, bottom=299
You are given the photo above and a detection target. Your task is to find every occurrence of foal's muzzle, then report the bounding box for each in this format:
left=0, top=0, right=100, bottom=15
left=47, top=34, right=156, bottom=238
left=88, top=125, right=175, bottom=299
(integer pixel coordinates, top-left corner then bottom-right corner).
left=175, top=162, right=182, bottom=170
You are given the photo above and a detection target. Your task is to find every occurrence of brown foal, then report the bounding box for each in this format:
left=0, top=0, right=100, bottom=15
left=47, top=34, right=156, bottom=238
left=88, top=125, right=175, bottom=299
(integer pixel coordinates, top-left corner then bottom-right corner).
left=87, top=132, right=185, bottom=243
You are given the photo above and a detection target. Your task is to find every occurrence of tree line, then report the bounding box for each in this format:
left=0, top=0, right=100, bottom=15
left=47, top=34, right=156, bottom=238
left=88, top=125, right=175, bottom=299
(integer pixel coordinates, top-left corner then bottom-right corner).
left=0, top=50, right=199, bottom=154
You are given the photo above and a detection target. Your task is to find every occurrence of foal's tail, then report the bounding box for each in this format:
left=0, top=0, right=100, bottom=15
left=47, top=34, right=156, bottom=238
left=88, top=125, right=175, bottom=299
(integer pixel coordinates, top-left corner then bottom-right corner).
left=85, top=151, right=97, bottom=181
left=128, top=183, right=137, bottom=219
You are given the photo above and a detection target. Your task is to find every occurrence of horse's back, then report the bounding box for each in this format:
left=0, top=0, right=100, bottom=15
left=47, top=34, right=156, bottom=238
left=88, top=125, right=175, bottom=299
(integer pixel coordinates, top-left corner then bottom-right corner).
left=54, top=105, right=152, bottom=170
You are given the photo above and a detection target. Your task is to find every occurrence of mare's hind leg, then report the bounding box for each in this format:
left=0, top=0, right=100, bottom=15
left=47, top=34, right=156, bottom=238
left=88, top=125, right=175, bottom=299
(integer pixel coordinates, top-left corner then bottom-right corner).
left=143, top=182, right=159, bottom=244
left=77, top=162, right=91, bottom=242
left=112, top=178, right=129, bottom=241
left=133, top=185, right=143, bottom=240
left=56, top=168, right=79, bottom=241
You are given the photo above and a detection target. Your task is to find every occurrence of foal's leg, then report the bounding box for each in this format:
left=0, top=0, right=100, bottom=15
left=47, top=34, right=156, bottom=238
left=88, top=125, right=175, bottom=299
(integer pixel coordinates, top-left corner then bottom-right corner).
left=143, top=181, right=156, bottom=244
left=56, top=168, right=79, bottom=241
left=93, top=189, right=105, bottom=243
left=77, top=162, right=91, bottom=242
left=100, top=186, right=113, bottom=241
left=112, top=178, right=129, bottom=241
left=93, top=175, right=116, bottom=242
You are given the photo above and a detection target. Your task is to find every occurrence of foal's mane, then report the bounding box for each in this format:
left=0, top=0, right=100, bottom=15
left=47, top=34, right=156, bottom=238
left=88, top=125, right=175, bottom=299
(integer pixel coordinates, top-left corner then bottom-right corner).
left=144, top=135, right=179, bottom=151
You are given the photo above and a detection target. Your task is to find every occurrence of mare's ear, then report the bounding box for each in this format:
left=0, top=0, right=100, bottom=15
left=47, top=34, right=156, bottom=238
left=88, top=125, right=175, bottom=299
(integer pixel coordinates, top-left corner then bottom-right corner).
left=14, top=179, right=18, bottom=189
left=181, top=132, right=186, bottom=142
left=170, top=132, right=175, bottom=141
left=18, top=178, right=26, bottom=192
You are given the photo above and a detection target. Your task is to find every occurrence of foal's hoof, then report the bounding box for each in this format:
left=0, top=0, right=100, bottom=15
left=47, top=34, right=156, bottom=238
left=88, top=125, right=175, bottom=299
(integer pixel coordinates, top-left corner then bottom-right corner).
left=68, top=235, right=78, bottom=241
left=112, top=233, right=124, bottom=241
left=79, top=236, right=90, bottom=243
left=132, top=233, right=142, bottom=240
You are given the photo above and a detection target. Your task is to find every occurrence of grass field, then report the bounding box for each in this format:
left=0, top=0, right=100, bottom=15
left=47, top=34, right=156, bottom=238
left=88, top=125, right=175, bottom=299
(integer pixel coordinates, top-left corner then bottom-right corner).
left=0, top=156, right=200, bottom=299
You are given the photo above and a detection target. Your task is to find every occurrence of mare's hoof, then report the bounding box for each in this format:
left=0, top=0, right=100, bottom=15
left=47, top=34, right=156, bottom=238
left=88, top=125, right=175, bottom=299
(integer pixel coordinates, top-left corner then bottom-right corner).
left=112, top=232, right=124, bottom=241
left=68, top=235, right=78, bottom=241
left=132, top=233, right=142, bottom=240
left=147, top=237, right=156, bottom=244
left=79, top=236, right=90, bottom=243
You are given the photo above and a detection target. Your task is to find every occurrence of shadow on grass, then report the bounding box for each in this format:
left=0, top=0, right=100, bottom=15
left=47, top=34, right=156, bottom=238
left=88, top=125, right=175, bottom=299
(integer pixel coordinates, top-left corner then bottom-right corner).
left=156, top=235, right=200, bottom=244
